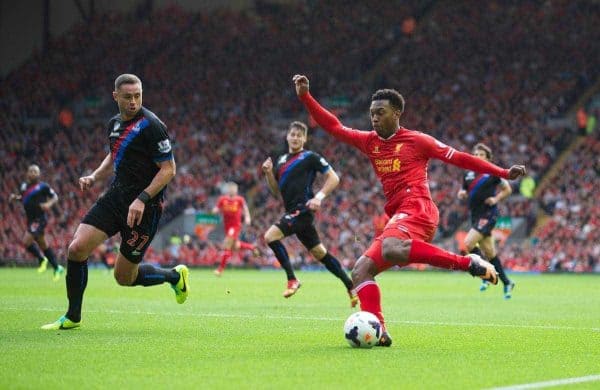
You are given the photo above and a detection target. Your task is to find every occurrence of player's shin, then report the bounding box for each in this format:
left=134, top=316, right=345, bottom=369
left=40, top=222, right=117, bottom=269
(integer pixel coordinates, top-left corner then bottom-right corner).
left=354, top=280, right=386, bottom=329
left=268, top=241, right=296, bottom=280
left=133, top=263, right=179, bottom=286
left=26, top=244, right=45, bottom=261
left=320, top=253, right=353, bottom=290
left=43, top=248, right=59, bottom=269
left=218, top=250, right=232, bottom=271
left=66, top=259, right=88, bottom=323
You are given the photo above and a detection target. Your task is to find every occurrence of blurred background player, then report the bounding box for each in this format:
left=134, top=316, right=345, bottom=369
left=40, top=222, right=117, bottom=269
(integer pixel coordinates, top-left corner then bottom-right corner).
left=457, top=143, right=516, bottom=299
left=294, top=74, right=526, bottom=346
left=262, top=121, right=357, bottom=306
left=212, top=181, right=257, bottom=276
left=9, top=164, right=64, bottom=281
left=42, top=74, right=188, bottom=330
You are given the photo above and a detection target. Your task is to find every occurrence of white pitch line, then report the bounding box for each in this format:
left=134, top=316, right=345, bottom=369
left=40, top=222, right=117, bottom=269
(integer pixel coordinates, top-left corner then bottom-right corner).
left=487, top=374, right=600, bottom=390
left=3, top=306, right=600, bottom=332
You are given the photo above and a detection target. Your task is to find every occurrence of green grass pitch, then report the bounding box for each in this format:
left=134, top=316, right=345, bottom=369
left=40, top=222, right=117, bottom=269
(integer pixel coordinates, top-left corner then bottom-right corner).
left=1, top=268, right=598, bottom=389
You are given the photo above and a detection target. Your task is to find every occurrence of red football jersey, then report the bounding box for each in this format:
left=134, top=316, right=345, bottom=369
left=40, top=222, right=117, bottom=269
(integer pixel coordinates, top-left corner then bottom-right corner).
left=216, top=195, right=245, bottom=229
left=300, top=92, right=509, bottom=216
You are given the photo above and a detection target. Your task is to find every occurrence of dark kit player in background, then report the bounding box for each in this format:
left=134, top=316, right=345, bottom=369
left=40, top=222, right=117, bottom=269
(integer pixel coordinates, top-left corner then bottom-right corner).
left=42, top=74, right=190, bottom=330
left=262, top=121, right=357, bottom=306
left=458, top=143, right=516, bottom=299
left=9, top=164, right=64, bottom=281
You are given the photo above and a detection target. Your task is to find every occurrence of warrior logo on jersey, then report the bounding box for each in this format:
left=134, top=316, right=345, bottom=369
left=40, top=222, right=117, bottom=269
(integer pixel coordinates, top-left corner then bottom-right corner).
left=157, top=139, right=171, bottom=153
left=319, top=157, right=328, bottom=167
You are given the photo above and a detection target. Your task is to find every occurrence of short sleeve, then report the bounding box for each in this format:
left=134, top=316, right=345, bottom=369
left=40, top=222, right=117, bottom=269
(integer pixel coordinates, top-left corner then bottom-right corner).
left=145, top=120, right=173, bottom=163
left=310, top=152, right=331, bottom=174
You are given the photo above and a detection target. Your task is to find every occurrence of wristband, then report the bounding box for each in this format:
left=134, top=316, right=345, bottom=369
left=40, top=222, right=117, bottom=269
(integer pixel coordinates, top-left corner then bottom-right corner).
left=137, top=191, right=151, bottom=204
left=315, top=191, right=326, bottom=201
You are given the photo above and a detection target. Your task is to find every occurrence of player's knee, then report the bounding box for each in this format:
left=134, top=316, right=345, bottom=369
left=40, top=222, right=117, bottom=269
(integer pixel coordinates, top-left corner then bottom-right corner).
left=67, top=240, right=89, bottom=261
left=263, top=231, right=275, bottom=243
left=381, top=238, right=410, bottom=263
left=310, top=246, right=326, bottom=260
left=351, top=257, right=376, bottom=284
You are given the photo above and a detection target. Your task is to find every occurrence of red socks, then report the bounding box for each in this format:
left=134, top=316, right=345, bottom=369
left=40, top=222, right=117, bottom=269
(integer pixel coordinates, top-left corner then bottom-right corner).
left=355, top=281, right=386, bottom=329
left=408, top=240, right=470, bottom=271
left=218, top=250, right=232, bottom=271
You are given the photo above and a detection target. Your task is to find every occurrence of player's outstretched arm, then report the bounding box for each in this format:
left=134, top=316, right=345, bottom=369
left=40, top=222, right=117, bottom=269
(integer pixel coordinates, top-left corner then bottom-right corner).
left=450, top=150, right=525, bottom=179
left=293, top=75, right=367, bottom=149
left=424, top=135, right=526, bottom=180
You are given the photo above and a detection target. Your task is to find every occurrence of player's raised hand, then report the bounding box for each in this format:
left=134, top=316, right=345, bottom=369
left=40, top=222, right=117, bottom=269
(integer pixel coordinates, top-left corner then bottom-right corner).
left=507, top=165, right=526, bottom=180
left=262, top=157, right=273, bottom=173
left=293, top=74, right=309, bottom=96
left=79, top=175, right=95, bottom=192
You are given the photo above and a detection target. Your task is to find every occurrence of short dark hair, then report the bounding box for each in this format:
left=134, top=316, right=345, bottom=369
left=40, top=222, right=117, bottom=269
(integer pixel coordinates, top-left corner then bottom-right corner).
left=114, top=74, right=142, bottom=91
left=371, top=89, right=405, bottom=113
left=288, top=121, right=308, bottom=137
left=473, top=143, right=493, bottom=160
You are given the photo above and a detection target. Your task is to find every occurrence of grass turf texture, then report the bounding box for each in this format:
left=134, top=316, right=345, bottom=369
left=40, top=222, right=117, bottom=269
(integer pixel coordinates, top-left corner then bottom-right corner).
left=1, top=268, right=598, bottom=389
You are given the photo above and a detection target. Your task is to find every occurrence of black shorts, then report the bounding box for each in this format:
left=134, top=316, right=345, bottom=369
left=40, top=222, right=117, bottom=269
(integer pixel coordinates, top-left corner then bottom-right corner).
left=275, top=206, right=321, bottom=250
left=470, top=208, right=498, bottom=237
left=82, top=187, right=162, bottom=264
left=27, top=216, right=47, bottom=237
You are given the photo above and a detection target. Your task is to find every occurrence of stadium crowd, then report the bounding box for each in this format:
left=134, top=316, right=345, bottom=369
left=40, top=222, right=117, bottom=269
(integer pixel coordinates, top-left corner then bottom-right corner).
left=1, top=1, right=598, bottom=272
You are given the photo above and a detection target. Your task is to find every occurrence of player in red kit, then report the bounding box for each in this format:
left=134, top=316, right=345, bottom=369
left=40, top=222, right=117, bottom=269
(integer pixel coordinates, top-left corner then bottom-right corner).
left=212, top=181, right=257, bottom=276
left=293, top=75, right=526, bottom=346
left=372, top=212, right=390, bottom=238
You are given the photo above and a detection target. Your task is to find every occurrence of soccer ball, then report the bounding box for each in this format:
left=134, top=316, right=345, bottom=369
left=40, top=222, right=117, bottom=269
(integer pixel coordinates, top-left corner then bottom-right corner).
left=344, top=311, right=382, bottom=348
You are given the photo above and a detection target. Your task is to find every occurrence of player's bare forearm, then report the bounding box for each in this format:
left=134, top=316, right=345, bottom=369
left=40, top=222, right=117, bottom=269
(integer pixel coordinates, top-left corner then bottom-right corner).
left=46, top=194, right=59, bottom=208
left=92, top=153, right=114, bottom=182
left=496, top=179, right=513, bottom=202
left=320, top=169, right=340, bottom=197
left=307, top=169, right=339, bottom=211
left=143, top=159, right=176, bottom=198
left=264, top=173, right=280, bottom=197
